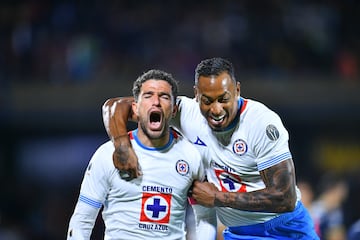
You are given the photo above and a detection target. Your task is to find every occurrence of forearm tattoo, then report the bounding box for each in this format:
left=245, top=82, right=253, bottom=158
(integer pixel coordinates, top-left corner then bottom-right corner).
left=115, top=145, right=130, bottom=164
left=214, top=160, right=297, bottom=213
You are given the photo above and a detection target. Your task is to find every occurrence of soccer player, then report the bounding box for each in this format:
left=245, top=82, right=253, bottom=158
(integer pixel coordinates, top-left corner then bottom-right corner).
left=102, top=57, right=319, bottom=239
left=67, top=69, right=214, bottom=239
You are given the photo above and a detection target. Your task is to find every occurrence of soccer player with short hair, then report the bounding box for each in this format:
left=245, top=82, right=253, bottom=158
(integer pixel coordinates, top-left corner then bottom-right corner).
left=67, top=69, right=213, bottom=239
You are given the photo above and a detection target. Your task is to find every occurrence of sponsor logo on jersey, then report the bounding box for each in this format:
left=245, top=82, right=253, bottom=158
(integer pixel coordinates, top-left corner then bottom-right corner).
left=214, top=169, right=247, bottom=192
left=138, top=222, right=169, bottom=232
left=232, top=139, right=248, bottom=155
left=266, top=124, right=279, bottom=141
left=194, top=136, right=207, bottom=146
left=140, top=192, right=172, bottom=224
left=175, top=159, right=189, bottom=176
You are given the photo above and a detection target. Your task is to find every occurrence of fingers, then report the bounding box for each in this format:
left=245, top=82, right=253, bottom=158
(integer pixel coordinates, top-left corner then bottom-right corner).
left=119, top=170, right=132, bottom=181
left=116, top=165, right=141, bottom=181
left=113, top=150, right=142, bottom=181
left=118, top=168, right=140, bottom=181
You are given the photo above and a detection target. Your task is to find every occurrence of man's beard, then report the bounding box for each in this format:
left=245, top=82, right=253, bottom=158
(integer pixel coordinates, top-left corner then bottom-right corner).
left=139, top=121, right=168, bottom=140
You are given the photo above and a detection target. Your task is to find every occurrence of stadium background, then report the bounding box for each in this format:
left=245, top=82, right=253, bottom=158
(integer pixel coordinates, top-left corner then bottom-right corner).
left=0, top=1, right=359, bottom=239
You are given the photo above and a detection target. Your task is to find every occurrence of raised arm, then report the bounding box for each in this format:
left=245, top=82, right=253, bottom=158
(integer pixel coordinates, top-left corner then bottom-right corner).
left=102, top=97, right=141, bottom=180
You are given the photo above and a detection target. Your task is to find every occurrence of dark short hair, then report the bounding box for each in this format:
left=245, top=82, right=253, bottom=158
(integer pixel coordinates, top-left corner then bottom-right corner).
left=132, top=69, right=179, bottom=103
left=194, top=57, right=236, bottom=85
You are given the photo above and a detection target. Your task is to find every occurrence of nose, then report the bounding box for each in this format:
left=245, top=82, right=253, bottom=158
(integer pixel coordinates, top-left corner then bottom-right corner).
left=152, top=95, right=160, bottom=106
left=210, top=101, right=223, bottom=115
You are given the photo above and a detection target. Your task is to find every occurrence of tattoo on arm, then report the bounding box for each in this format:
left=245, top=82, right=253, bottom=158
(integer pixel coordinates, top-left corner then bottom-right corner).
left=114, top=142, right=131, bottom=164
left=214, top=160, right=297, bottom=213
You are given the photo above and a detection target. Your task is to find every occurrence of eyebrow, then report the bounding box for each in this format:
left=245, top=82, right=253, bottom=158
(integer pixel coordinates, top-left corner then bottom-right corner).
left=201, top=91, right=231, bottom=101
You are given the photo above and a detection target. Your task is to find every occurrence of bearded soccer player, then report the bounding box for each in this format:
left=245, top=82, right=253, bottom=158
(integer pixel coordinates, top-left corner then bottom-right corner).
left=67, top=69, right=215, bottom=239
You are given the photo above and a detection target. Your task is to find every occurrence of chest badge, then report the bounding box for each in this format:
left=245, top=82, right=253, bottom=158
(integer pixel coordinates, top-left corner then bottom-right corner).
left=175, top=159, right=189, bottom=176
left=232, top=139, right=248, bottom=156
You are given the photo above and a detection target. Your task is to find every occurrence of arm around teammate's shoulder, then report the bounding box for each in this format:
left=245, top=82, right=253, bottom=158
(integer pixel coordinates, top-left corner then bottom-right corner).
left=102, top=97, right=141, bottom=180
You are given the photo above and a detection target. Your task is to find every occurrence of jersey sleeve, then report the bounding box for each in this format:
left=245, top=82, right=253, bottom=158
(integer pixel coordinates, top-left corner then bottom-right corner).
left=170, top=96, right=183, bottom=129
left=171, top=96, right=203, bottom=143
left=252, top=110, right=292, bottom=171
left=67, top=142, right=115, bottom=239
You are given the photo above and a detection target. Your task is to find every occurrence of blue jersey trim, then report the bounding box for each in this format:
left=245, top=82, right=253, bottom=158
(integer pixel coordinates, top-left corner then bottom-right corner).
left=132, top=128, right=174, bottom=151
left=257, top=152, right=292, bottom=171
left=79, top=194, right=102, bottom=209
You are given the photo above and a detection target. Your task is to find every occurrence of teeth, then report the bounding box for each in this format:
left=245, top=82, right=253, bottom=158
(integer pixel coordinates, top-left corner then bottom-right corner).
left=211, top=115, right=225, bottom=122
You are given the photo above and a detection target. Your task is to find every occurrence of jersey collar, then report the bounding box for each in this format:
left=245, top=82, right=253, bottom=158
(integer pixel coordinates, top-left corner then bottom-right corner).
left=131, top=128, right=174, bottom=151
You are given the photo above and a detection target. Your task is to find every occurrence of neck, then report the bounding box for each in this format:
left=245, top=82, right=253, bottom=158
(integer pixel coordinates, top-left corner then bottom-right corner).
left=134, top=128, right=172, bottom=149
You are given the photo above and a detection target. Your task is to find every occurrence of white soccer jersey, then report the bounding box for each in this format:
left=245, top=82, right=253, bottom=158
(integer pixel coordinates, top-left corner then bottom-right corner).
left=67, top=128, right=205, bottom=240
left=173, top=96, right=301, bottom=227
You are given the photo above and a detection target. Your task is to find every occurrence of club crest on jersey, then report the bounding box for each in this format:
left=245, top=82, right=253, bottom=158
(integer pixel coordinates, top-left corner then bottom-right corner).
left=175, top=159, right=189, bottom=176
left=215, top=169, right=247, bottom=193
left=232, top=139, right=248, bottom=155
left=266, top=124, right=279, bottom=141
left=140, top=192, right=172, bottom=223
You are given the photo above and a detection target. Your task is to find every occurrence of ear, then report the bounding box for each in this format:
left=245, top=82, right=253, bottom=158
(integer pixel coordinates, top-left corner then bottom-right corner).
left=236, top=81, right=241, bottom=98
left=193, top=86, right=199, bottom=102
left=172, top=103, right=178, bottom=117
left=132, top=101, right=138, bottom=116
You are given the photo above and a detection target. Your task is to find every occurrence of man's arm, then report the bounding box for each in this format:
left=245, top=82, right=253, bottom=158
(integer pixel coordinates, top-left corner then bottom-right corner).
left=191, top=159, right=297, bottom=213
left=102, top=97, right=141, bottom=180
left=67, top=202, right=100, bottom=239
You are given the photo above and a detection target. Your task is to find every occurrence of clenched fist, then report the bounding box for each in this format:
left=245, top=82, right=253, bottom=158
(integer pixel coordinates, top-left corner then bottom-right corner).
left=191, top=180, right=220, bottom=208
left=113, top=135, right=142, bottom=181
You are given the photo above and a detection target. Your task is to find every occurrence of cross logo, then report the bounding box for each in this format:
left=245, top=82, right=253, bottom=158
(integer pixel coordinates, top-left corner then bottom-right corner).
left=140, top=193, right=172, bottom=223
left=215, top=169, right=247, bottom=192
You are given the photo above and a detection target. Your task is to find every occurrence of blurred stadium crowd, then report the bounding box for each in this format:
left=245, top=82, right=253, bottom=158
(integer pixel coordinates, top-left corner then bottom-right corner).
left=1, top=0, right=359, bottom=85
left=1, top=1, right=360, bottom=240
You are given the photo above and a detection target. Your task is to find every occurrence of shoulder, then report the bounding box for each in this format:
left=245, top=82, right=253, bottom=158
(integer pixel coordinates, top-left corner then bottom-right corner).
left=93, top=140, right=114, bottom=157
left=245, top=98, right=276, bottom=115
left=171, top=128, right=202, bottom=158
left=89, top=140, right=115, bottom=170
left=242, top=99, right=289, bottom=142
left=176, top=95, right=193, bottom=103
left=244, top=98, right=283, bottom=125
left=176, top=96, right=197, bottom=109
left=176, top=96, right=203, bottom=125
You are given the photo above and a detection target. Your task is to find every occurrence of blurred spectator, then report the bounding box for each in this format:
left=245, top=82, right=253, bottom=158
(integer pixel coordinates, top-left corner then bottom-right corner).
left=297, top=179, right=315, bottom=210
left=65, top=34, right=99, bottom=83
left=336, top=48, right=359, bottom=81
left=348, top=218, right=360, bottom=240
left=310, top=173, right=348, bottom=240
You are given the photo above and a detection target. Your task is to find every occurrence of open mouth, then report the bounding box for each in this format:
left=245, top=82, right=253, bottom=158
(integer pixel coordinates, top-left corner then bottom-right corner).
left=208, top=114, right=226, bottom=127
left=149, top=110, right=162, bottom=130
